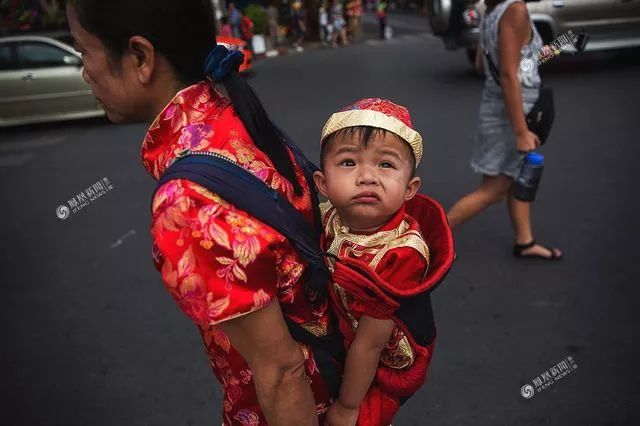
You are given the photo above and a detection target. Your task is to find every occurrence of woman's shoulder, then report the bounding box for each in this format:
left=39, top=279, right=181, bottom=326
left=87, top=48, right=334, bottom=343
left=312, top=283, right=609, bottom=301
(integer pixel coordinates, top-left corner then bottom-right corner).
left=494, top=0, right=528, bottom=27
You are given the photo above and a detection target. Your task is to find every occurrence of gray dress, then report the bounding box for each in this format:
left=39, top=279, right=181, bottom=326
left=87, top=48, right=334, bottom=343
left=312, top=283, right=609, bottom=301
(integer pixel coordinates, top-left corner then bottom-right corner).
left=471, top=0, right=543, bottom=178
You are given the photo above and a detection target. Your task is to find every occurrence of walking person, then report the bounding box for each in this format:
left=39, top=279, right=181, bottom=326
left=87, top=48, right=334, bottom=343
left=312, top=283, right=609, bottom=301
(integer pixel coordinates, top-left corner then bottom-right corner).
left=228, top=1, right=242, bottom=39
left=319, top=2, right=331, bottom=45
left=65, top=0, right=340, bottom=424
left=447, top=0, right=562, bottom=260
left=330, top=0, right=348, bottom=47
left=218, top=16, right=233, bottom=37
left=376, top=0, right=387, bottom=40
left=267, top=0, right=280, bottom=48
left=240, top=12, right=254, bottom=50
left=345, top=0, right=362, bottom=41
left=291, top=0, right=306, bottom=52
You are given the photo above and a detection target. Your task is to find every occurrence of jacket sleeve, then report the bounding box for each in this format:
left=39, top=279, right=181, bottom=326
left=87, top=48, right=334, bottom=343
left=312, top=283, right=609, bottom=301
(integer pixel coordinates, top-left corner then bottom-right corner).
left=150, top=178, right=296, bottom=325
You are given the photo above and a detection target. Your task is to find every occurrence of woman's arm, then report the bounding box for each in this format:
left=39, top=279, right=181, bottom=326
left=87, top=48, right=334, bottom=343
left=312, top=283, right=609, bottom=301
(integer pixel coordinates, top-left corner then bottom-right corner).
left=326, top=315, right=395, bottom=426
left=151, top=180, right=318, bottom=425
left=220, top=301, right=318, bottom=426
left=498, top=1, right=540, bottom=152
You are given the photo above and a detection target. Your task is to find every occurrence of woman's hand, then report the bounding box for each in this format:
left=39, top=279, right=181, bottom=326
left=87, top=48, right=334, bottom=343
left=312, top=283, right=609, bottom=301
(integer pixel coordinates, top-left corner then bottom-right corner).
left=324, top=400, right=359, bottom=426
left=516, top=129, right=540, bottom=153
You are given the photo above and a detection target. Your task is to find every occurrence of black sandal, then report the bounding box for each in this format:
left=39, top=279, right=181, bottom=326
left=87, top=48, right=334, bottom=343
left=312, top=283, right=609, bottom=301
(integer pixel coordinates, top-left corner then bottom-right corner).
left=513, top=240, right=563, bottom=260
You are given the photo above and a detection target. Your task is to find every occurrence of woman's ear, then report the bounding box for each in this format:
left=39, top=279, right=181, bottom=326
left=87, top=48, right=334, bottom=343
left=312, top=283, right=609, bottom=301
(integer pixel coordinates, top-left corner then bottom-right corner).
left=313, top=171, right=329, bottom=197
left=405, top=176, right=421, bottom=201
left=127, top=35, right=155, bottom=85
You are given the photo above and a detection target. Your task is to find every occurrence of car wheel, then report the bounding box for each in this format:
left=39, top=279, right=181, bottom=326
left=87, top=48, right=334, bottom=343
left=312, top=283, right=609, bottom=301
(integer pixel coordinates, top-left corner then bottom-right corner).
left=426, top=0, right=454, bottom=36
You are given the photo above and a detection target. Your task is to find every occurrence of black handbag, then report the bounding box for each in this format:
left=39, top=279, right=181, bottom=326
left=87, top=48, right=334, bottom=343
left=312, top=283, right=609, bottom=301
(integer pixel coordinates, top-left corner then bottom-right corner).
left=484, top=49, right=555, bottom=145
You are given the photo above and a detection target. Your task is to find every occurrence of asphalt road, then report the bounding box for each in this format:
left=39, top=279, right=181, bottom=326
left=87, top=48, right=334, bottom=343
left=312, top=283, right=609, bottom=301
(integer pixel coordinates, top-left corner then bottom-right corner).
left=2, top=12, right=640, bottom=426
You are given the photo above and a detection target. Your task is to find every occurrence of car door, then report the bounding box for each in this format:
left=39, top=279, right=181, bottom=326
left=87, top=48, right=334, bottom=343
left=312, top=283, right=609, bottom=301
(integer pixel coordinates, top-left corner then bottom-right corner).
left=0, top=41, right=29, bottom=124
left=544, top=0, right=618, bottom=41
left=613, top=0, right=640, bottom=44
left=13, top=40, right=96, bottom=120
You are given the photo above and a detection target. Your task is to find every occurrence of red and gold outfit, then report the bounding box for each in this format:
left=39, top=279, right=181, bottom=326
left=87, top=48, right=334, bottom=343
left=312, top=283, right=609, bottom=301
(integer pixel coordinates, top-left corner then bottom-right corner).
left=321, top=201, right=431, bottom=425
left=141, top=81, right=332, bottom=425
left=320, top=98, right=454, bottom=425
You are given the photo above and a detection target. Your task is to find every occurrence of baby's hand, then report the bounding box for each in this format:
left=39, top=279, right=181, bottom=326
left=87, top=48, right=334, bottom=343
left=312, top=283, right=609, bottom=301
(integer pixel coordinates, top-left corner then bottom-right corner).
left=324, top=400, right=359, bottom=426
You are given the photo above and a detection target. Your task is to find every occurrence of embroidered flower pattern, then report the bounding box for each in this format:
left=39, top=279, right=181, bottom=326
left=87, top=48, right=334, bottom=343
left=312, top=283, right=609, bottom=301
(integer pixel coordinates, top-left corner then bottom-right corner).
left=178, top=123, right=215, bottom=151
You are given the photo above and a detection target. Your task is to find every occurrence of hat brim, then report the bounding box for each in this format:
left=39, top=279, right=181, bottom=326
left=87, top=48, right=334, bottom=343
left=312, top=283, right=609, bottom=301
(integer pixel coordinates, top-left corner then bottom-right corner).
left=321, top=110, right=423, bottom=165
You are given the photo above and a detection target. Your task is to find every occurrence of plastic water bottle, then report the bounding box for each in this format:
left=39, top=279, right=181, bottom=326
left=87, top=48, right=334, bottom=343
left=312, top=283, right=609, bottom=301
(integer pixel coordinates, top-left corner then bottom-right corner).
left=514, top=152, right=544, bottom=202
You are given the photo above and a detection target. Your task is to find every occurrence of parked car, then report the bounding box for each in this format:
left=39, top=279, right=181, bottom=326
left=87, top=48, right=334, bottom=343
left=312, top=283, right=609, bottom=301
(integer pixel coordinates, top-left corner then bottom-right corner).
left=0, top=34, right=105, bottom=127
left=426, top=0, right=640, bottom=64
left=216, top=36, right=254, bottom=73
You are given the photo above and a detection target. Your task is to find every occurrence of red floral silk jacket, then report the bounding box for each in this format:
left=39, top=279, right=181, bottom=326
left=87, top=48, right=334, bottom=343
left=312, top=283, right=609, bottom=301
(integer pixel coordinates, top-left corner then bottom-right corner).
left=141, top=81, right=332, bottom=425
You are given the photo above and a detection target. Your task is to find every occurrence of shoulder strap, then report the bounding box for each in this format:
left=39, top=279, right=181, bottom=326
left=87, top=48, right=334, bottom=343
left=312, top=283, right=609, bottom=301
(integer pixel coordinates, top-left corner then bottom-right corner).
left=156, top=153, right=329, bottom=293
left=154, top=153, right=343, bottom=398
left=484, top=48, right=502, bottom=86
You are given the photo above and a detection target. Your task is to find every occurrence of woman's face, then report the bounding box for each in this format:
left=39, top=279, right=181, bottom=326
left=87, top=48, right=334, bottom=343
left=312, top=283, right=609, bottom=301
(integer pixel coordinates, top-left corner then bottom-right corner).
left=66, top=3, right=153, bottom=123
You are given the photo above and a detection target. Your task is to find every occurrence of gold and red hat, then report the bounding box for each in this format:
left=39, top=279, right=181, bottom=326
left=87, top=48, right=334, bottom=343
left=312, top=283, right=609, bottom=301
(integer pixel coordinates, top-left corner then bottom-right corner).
left=321, top=98, right=423, bottom=165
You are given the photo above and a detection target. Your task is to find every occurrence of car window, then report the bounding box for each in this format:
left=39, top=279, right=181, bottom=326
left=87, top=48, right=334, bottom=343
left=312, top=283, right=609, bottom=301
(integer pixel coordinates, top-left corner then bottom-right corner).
left=0, top=43, right=19, bottom=71
left=17, top=42, right=73, bottom=68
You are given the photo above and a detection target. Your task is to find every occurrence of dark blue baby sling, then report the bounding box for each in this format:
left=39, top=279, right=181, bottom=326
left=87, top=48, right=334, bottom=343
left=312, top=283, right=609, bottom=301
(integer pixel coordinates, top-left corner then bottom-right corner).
left=154, top=136, right=344, bottom=399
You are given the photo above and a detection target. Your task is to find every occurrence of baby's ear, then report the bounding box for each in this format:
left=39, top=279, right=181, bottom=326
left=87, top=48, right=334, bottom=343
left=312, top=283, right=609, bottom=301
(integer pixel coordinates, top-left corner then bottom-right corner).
left=405, top=176, right=421, bottom=201
left=313, top=171, right=329, bottom=197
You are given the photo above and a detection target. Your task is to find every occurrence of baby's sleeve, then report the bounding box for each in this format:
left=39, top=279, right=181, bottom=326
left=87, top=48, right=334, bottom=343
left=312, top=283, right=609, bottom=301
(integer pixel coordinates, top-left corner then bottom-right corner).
left=374, top=243, right=430, bottom=293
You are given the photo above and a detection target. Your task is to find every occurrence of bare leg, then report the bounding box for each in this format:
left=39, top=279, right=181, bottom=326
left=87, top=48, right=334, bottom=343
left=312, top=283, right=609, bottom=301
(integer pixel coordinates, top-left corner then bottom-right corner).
left=341, top=28, right=349, bottom=45
left=447, top=174, right=513, bottom=229
left=507, top=192, right=562, bottom=257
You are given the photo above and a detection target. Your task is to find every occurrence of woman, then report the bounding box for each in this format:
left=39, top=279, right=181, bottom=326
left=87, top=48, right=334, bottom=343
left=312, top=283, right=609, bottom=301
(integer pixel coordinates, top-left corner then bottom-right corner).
left=330, top=0, right=348, bottom=47
left=66, top=0, right=334, bottom=424
left=447, top=0, right=562, bottom=260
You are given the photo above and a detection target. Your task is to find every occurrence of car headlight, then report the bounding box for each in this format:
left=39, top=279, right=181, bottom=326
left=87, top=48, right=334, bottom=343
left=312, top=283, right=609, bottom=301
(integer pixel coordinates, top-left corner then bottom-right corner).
left=462, top=8, right=480, bottom=28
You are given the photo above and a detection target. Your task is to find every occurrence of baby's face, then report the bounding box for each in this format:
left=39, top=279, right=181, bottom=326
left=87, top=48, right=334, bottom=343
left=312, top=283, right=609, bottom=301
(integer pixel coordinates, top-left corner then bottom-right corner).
left=314, top=131, right=421, bottom=232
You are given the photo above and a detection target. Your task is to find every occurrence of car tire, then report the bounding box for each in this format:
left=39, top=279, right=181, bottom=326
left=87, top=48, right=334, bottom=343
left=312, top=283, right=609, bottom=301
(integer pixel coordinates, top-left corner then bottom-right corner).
left=426, top=0, right=454, bottom=35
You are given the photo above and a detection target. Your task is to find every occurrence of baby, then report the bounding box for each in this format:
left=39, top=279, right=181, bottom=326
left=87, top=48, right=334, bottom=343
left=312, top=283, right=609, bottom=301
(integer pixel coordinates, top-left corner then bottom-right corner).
left=313, top=98, right=431, bottom=425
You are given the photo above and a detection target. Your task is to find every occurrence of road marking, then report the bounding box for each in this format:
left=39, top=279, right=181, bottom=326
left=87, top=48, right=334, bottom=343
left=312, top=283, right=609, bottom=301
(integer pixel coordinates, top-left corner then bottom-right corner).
left=110, top=229, right=137, bottom=249
left=364, top=33, right=433, bottom=47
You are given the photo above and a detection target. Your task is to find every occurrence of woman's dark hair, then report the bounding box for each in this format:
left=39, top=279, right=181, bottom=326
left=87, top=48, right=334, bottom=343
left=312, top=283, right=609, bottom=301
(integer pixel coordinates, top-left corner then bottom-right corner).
left=70, top=0, right=302, bottom=195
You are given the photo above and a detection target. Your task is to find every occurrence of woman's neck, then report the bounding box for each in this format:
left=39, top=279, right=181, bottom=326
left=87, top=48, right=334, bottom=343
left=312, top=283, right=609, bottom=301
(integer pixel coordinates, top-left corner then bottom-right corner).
left=146, top=61, right=187, bottom=123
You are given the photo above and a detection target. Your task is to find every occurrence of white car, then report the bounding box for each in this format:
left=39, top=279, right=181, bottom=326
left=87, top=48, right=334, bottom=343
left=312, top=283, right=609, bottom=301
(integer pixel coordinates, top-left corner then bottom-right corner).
left=427, top=0, right=640, bottom=63
left=0, top=34, right=105, bottom=127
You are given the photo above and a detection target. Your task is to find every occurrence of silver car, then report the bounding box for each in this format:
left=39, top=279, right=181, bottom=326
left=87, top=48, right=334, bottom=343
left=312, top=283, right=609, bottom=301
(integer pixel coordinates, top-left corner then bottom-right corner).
left=0, top=35, right=104, bottom=127
left=427, top=0, right=640, bottom=63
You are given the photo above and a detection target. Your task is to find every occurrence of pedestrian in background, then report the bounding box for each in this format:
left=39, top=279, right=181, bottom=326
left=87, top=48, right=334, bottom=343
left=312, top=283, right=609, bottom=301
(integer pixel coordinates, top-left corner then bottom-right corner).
left=376, top=0, right=387, bottom=40
left=330, top=0, right=348, bottom=47
left=241, top=12, right=254, bottom=50
left=267, top=1, right=280, bottom=48
left=346, top=0, right=362, bottom=41
left=228, top=2, right=242, bottom=39
left=447, top=0, right=562, bottom=260
left=319, top=2, right=331, bottom=45
left=218, top=16, right=233, bottom=37
left=291, top=0, right=306, bottom=52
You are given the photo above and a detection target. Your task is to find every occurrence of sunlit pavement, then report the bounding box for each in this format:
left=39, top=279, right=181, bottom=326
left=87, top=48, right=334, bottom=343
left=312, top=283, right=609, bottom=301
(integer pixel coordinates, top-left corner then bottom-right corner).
left=2, top=13, right=639, bottom=426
